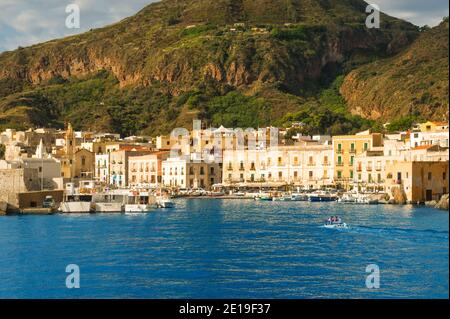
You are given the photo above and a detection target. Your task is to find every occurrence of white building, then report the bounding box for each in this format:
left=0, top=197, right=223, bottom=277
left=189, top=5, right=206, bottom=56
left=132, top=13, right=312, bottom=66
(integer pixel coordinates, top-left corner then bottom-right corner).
left=95, top=154, right=110, bottom=185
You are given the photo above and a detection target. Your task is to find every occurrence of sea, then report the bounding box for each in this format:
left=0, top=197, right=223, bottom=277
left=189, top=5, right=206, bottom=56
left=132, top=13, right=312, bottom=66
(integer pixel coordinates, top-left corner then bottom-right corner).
left=0, top=199, right=448, bottom=299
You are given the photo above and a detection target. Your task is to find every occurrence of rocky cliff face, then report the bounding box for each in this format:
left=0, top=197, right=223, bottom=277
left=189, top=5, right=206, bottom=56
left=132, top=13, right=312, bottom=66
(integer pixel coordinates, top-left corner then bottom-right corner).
left=0, top=0, right=420, bottom=134
left=341, top=19, right=449, bottom=121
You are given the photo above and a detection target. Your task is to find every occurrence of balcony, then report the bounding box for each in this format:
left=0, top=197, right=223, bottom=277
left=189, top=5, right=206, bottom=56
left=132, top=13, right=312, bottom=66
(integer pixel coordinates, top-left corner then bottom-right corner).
left=336, top=150, right=343, bottom=154
left=349, top=149, right=356, bottom=154
left=336, top=163, right=344, bottom=167
left=357, top=167, right=362, bottom=172
left=307, top=163, right=316, bottom=167
left=367, top=167, right=373, bottom=172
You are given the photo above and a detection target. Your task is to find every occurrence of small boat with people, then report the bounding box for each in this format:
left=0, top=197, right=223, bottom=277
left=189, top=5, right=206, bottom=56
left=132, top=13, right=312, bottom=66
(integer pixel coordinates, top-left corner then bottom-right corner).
left=323, top=216, right=348, bottom=229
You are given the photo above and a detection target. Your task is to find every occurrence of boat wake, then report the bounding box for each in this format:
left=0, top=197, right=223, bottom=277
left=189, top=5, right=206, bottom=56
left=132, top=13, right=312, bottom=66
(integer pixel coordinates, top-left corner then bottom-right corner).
left=320, top=224, right=449, bottom=244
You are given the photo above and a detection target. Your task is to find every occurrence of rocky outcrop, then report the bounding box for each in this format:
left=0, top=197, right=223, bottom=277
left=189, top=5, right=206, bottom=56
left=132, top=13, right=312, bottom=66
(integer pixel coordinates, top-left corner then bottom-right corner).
left=391, top=186, right=407, bottom=205
left=435, top=194, right=449, bottom=211
left=0, top=201, right=7, bottom=215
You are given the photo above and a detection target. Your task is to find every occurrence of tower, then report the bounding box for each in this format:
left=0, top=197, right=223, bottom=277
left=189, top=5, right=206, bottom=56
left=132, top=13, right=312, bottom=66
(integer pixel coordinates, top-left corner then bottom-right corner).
left=35, top=138, right=47, bottom=159
left=65, top=122, right=76, bottom=157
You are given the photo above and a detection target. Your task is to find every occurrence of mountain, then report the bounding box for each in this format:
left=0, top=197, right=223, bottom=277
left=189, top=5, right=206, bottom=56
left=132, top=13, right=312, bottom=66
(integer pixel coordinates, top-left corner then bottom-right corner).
left=0, top=0, right=420, bottom=135
left=341, top=18, right=449, bottom=122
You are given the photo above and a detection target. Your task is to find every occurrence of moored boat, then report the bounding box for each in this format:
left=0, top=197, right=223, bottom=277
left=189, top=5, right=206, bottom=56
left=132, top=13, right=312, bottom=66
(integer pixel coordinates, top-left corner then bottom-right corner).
left=308, top=191, right=338, bottom=202
left=59, top=201, right=92, bottom=214
left=156, top=196, right=175, bottom=208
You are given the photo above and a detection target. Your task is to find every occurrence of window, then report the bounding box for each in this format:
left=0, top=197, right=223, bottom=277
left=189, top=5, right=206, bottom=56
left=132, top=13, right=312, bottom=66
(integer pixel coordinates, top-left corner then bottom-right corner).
left=350, top=143, right=355, bottom=152
left=443, top=172, right=447, bottom=180
left=364, top=143, right=368, bottom=151
left=211, top=167, right=215, bottom=175
left=338, top=156, right=342, bottom=165
left=350, top=156, right=354, bottom=165
left=428, top=172, right=432, bottom=180
left=350, top=171, right=353, bottom=179
left=337, top=171, right=342, bottom=179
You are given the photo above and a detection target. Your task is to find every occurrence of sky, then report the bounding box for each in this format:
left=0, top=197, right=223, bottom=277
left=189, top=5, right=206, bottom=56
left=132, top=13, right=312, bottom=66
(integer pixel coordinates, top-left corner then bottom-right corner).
left=0, top=0, right=448, bottom=53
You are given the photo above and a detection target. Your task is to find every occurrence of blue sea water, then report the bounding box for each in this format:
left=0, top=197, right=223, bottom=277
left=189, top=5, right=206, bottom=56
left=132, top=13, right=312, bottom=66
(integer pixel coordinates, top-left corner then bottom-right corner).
left=0, top=199, right=448, bottom=299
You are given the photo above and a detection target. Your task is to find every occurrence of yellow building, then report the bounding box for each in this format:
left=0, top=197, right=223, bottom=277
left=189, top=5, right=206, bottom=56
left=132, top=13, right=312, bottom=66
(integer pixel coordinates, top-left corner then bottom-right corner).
left=332, top=131, right=383, bottom=186
left=58, top=123, right=95, bottom=181
left=385, top=161, right=449, bottom=203
left=417, top=121, right=449, bottom=133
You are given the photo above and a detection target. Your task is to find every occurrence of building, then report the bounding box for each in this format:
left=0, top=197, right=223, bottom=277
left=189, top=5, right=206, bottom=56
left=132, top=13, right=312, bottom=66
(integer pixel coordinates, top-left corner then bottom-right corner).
left=415, top=121, right=449, bottom=133
left=385, top=161, right=449, bottom=203
left=332, top=131, right=383, bottom=187
left=109, top=148, right=152, bottom=188
left=222, top=143, right=333, bottom=189
left=56, top=123, right=95, bottom=181
left=95, top=153, right=110, bottom=185
left=128, top=151, right=170, bottom=188
left=162, top=154, right=222, bottom=190
left=60, top=148, right=95, bottom=180
left=410, top=130, right=449, bottom=148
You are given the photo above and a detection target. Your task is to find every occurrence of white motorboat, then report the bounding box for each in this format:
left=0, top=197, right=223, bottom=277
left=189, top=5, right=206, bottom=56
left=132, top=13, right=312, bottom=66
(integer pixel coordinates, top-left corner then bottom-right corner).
left=291, top=193, right=308, bottom=201
left=59, top=201, right=92, bottom=213
left=323, top=217, right=348, bottom=229
left=95, top=202, right=123, bottom=213
left=323, top=222, right=349, bottom=229
left=272, top=194, right=292, bottom=201
left=156, top=197, right=175, bottom=208
left=338, top=192, right=379, bottom=205
left=124, top=204, right=152, bottom=213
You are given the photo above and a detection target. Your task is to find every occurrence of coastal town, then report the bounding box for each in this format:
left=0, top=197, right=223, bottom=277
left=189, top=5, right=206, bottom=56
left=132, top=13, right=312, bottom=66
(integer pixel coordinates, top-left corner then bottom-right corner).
left=0, top=119, right=449, bottom=215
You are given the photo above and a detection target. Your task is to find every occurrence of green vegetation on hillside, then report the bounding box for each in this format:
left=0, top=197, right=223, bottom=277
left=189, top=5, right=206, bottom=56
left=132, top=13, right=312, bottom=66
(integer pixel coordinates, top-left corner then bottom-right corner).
left=0, top=0, right=425, bottom=135
left=341, top=18, right=449, bottom=121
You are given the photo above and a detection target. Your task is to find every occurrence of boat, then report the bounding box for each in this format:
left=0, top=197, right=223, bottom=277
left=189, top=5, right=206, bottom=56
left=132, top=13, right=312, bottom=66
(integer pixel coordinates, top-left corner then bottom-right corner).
left=308, top=191, right=338, bottom=202
left=324, top=222, right=349, bottom=229
left=290, top=193, right=308, bottom=201
left=59, top=200, right=92, bottom=213
left=95, top=202, right=123, bottom=213
left=156, top=196, right=175, bottom=208
left=338, top=192, right=379, bottom=205
left=272, top=194, right=292, bottom=201
left=60, top=182, right=94, bottom=213
left=254, top=194, right=273, bottom=201
left=92, top=192, right=124, bottom=213
left=323, top=217, right=348, bottom=229
left=124, top=191, right=154, bottom=213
